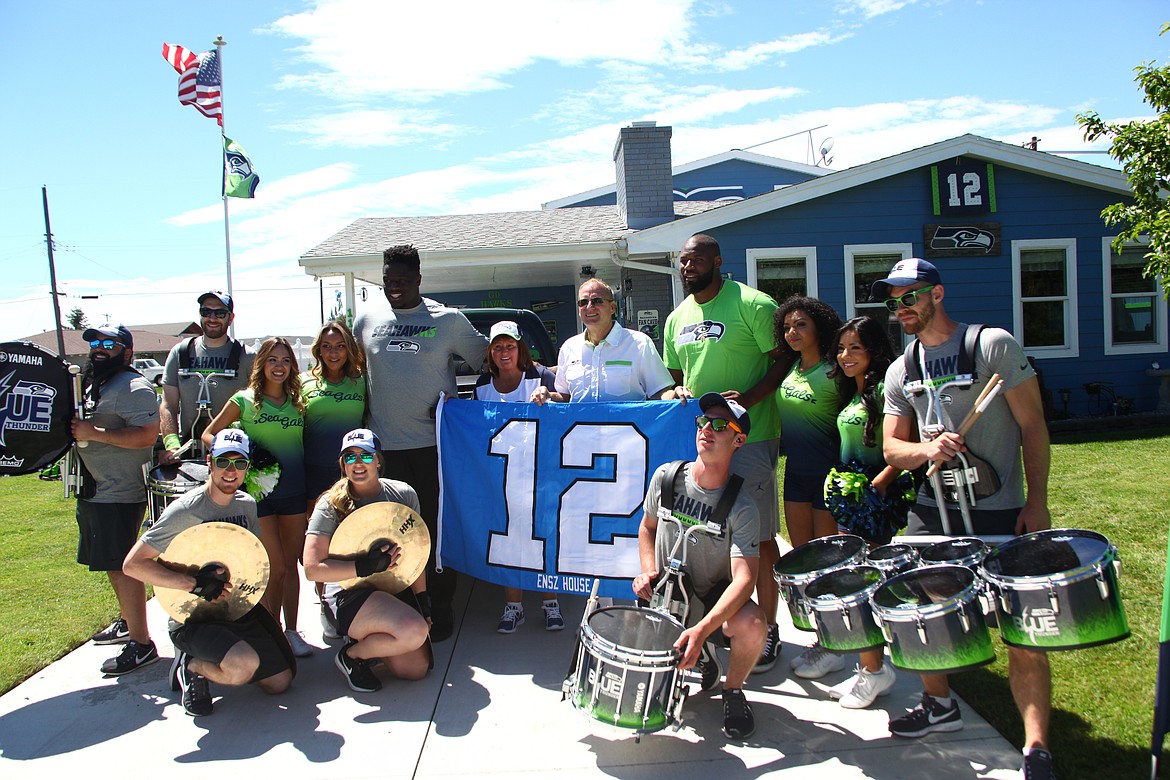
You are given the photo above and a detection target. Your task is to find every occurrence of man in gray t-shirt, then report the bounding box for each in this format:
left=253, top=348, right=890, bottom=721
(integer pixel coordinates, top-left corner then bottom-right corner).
left=874, top=258, right=1054, bottom=776
left=633, top=393, right=766, bottom=741
left=159, top=291, right=254, bottom=463
left=73, top=324, right=160, bottom=677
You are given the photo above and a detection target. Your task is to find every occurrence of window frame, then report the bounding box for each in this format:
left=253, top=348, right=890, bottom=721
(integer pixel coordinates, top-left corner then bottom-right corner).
left=746, top=246, right=818, bottom=301
left=1102, top=235, right=1166, bottom=356
left=1011, top=238, right=1079, bottom=359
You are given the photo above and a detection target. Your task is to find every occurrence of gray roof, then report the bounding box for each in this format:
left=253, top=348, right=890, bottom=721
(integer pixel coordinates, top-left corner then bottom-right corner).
left=301, top=202, right=725, bottom=259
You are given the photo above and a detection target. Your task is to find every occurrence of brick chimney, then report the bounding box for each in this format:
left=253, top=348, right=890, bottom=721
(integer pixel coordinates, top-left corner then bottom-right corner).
left=613, top=122, right=674, bottom=229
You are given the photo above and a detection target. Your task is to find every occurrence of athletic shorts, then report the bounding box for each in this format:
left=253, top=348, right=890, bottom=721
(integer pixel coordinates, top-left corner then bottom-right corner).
left=304, top=464, right=341, bottom=508
left=730, top=439, right=781, bottom=540
left=782, top=466, right=829, bottom=511
left=256, top=493, right=307, bottom=518
left=169, top=604, right=296, bottom=683
left=76, top=500, right=145, bottom=571
left=906, top=503, right=1021, bottom=537
left=332, top=587, right=434, bottom=670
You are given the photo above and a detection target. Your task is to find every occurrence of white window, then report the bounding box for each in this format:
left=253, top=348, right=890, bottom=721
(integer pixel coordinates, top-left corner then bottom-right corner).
left=1102, top=237, right=1166, bottom=355
left=746, top=247, right=817, bottom=304
left=1011, top=239, right=1079, bottom=359
left=844, top=243, right=913, bottom=347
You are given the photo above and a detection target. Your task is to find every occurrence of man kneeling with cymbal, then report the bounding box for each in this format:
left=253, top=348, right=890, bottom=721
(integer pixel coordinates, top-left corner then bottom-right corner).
left=123, top=430, right=295, bottom=716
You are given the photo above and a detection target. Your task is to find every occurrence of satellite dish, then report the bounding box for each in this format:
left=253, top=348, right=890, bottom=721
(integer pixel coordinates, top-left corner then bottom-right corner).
left=818, top=137, right=835, bottom=166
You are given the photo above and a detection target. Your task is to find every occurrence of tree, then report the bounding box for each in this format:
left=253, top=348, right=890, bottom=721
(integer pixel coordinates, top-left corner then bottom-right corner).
left=66, top=307, right=88, bottom=330
left=1078, top=22, right=1170, bottom=298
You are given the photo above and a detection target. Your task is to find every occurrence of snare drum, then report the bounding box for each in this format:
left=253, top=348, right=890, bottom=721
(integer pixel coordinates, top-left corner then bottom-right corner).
left=980, top=529, right=1129, bottom=651
left=871, top=565, right=994, bottom=673
left=866, top=542, right=919, bottom=575
left=920, top=537, right=988, bottom=570
left=567, top=606, right=686, bottom=735
left=147, top=460, right=209, bottom=526
left=804, top=565, right=886, bottom=654
left=0, top=341, right=75, bottom=476
left=774, top=534, right=866, bottom=632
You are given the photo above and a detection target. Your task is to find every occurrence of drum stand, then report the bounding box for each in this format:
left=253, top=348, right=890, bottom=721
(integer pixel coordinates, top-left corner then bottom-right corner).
left=648, top=512, right=720, bottom=624
left=906, top=375, right=977, bottom=537
left=177, top=369, right=236, bottom=460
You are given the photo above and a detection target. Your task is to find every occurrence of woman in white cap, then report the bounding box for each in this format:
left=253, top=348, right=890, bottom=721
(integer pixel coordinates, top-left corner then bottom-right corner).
left=473, top=321, right=563, bottom=633
left=303, top=428, right=432, bottom=692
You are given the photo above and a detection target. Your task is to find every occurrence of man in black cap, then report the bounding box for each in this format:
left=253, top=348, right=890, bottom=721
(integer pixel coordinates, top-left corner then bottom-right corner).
left=73, top=324, right=161, bottom=675
left=159, top=291, right=253, bottom=463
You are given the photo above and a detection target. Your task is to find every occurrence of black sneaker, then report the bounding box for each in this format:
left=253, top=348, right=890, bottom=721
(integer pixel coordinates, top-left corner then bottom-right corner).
left=752, top=623, right=780, bottom=674
left=1023, top=748, right=1056, bottom=780
left=101, top=640, right=159, bottom=676
left=430, top=601, right=454, bottom=642
left=91, top=618, right=129, bottom=645
left=335, top=641, right=381, bottom=693
left=696, top=641, right=722, bottom=692
left=172, top=653, right=213, bottom=716
left=889, top=693, right=964, bottom=738
left=722, top=688, right=755, bottom=740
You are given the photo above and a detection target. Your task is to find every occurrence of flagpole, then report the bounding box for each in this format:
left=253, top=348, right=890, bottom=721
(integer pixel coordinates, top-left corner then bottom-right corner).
left=214, top=35, right=236, bottom=338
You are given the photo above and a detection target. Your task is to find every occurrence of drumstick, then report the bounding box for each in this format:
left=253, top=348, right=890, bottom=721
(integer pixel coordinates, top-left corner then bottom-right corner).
left=925, top=377, right=1003, bottom=478
left=69, top=365, right=88, bottom=449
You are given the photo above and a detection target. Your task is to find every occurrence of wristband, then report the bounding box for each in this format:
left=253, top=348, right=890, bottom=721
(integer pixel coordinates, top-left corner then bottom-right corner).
left=164, top=434, right=182, bottom=450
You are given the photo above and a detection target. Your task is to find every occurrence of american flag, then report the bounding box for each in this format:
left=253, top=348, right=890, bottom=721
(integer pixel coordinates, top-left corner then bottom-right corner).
left=161, top=43, right=223, bottom=126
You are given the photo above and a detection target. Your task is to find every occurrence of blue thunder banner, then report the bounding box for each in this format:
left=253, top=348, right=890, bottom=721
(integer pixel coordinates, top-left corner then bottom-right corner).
left=437, top=399, right=697, bottom=600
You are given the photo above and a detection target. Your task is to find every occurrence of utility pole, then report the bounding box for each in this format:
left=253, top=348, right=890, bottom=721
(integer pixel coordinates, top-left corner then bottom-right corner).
left=43, top=186, right=66, bottom=358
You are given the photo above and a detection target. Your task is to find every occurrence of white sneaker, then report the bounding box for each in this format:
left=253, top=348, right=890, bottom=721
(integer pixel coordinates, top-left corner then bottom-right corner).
left=284, top=629, right=314, bottom=658
left=828, top=667, right=862, bottom=700
left=792, top=642, right=845, bottom=679
left=839, top=664, right=896, bottom=709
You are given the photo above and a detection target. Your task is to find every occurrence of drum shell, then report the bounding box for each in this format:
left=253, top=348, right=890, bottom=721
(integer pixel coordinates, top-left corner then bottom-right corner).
left=866, top=543, right=919, bottom=576
left=569, top=606, right=685, bottom=734
left=981, top=529, right=1130, bottom=651
left=774, top=534, right=866, bottom=632
left=804, top=566, right=885, bottom=654
left=919, top=537, right=988, bottom=571
left=147, top=460, right=209, bottom=527
left=872, top=564, right=994, bottom=673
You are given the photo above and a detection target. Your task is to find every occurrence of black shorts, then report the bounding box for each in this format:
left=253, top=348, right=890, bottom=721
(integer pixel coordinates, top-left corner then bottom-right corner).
left=906, top=503, right=1021, bottom=537
left=783, top=467, right=829, bottom=510
left=76, top=500, right=145, bottom=571
left=333, top=587, right=434, bottom=670
left=256, top=493, right=307, bottom=518
left=304, top=464, right=341, bottom=508
left=169, top=604, right=296, bottom=683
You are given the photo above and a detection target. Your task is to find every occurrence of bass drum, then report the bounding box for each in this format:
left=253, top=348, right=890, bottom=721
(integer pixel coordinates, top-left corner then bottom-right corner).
left=0, top=341, right=75, bottom=476
left=981, top=529, right=1129, bottom=651
left=774, top=534, right=866, bottom=632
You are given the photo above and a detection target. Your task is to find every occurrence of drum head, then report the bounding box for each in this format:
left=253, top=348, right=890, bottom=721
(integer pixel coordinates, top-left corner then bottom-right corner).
left=868, top=543, right=916, bottom=565
left=587, top=607, right=682, bottom=651
left=983, top=529, right=1103, bottom=578
left=775, top=534, right=866, bottom=577
left=805, top=566, right=883, bottom=601
left=150, top=460, right=210, bottom=486
left=920, top=537, right=988, bottom=566
left=0, top=342, right=75, bottom=476
left=873, top=566, right=975, bottom=610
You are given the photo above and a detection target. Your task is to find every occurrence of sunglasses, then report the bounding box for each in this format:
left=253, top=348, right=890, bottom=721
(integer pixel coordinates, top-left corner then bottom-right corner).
left=695, top=415, right=743, bottom=434
left=577, top=296, right=612, bottom=308
left=342, top=452, right=376, bottom=465
left=199, top=307, right=230, bottom=319
left=883, top=285, right=936, bottom=312
left=88, top=339, right=124, bottom=350
left=213, top=456, right=250, bottom=471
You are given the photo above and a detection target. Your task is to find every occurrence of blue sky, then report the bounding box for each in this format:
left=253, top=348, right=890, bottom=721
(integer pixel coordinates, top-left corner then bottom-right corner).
left=2, top=0, right=1166, bottom=342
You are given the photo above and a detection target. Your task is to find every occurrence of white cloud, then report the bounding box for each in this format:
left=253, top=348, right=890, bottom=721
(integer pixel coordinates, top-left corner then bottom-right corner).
left=718, top=31, right=846, bottom=71
left=839, top=0, right=919, bottom=19
left=166, top=164, right=360, bottom=227
left=275, top=110, right=464, bottom=148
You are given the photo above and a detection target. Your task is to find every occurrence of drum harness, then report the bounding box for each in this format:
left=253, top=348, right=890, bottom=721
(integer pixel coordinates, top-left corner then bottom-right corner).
left=175, top=337, right=243, bottom=460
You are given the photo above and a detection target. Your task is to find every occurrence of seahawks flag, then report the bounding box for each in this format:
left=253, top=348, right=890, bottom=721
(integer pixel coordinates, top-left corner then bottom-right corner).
left=223, top=137, right=259, bottom=198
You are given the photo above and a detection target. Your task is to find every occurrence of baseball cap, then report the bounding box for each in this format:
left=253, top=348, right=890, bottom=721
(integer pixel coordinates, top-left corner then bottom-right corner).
left=698, top=392, right=751, bottom=436
left=210, top=429, right=251, bottom=458
left=340, top=428, right=381, bottom=455
left=82, top=323, right=134, bottom=349
left=489, top=320, right=522, bottom=342
left=869, top=258, right=943, bottom=300
left=197, top=290, right=234, bottom=312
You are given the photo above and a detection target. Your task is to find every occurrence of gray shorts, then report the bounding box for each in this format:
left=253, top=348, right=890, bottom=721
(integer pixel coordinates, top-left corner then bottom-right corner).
left=730, top=439, right=781, bottom=541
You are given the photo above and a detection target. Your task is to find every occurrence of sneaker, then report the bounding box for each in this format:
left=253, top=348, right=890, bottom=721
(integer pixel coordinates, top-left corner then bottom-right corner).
left=828, top=669, right=860, bottom=700
left=543, top=602, right=565, bottom=631
left=792, top=642, right=846, bottom=679
left=696, top=641, right=723, bottom=692
left=284, top=629, right=314, bottom=658
left=752, top=623, right=780, bottom=674
left=721, top=688, right=755, bottom=740
left=101, top=639, right=159, bottom=676
left=889, top=693, right=964, bottom=738
left=335, top=641, right=381, bottom=693
left=320, top=603, right=340, bottom=641
left=839, top=664, right=897, bottom=709
left=497, top=605, right=525, bottom=634
left=430, top=600, right=455, bottom=642
left=91, top=618, right=129, bottom=645
left=1022, top=748, right=1056, bottom=780
left=171, top=653, right=213, bottom=716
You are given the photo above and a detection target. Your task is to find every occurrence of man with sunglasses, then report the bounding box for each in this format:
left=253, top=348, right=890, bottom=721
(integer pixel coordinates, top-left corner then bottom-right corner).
left=72, top=324, right=161, bottom=674
left=634, top=393, right=767, bottom=741
left=159, top=291, right=253, bottom=464
left=123, top=429, right=295, bottom=716
left=875, top=258, right=1055, bottom=779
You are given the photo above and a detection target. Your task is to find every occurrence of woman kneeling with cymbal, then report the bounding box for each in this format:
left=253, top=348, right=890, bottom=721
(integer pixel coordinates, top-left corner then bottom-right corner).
left=303, top=428, right=432, bottom=692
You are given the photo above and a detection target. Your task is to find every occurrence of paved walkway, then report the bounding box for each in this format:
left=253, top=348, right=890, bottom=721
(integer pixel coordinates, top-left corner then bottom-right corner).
left=0, top=574, right=1022, bottom=779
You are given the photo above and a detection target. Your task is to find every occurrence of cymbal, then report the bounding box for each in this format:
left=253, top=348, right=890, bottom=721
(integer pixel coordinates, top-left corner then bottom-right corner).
left=156, top=522, right=270, bottom=623
left=329, top=502, right=431, bottom=595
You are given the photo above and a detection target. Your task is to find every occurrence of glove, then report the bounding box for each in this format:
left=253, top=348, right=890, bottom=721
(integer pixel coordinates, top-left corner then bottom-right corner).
left=415, top=590, right=432, bottom=619
left=190, top=564, right=227, bottom=601
left=354, top=541, right=393, bottom=578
